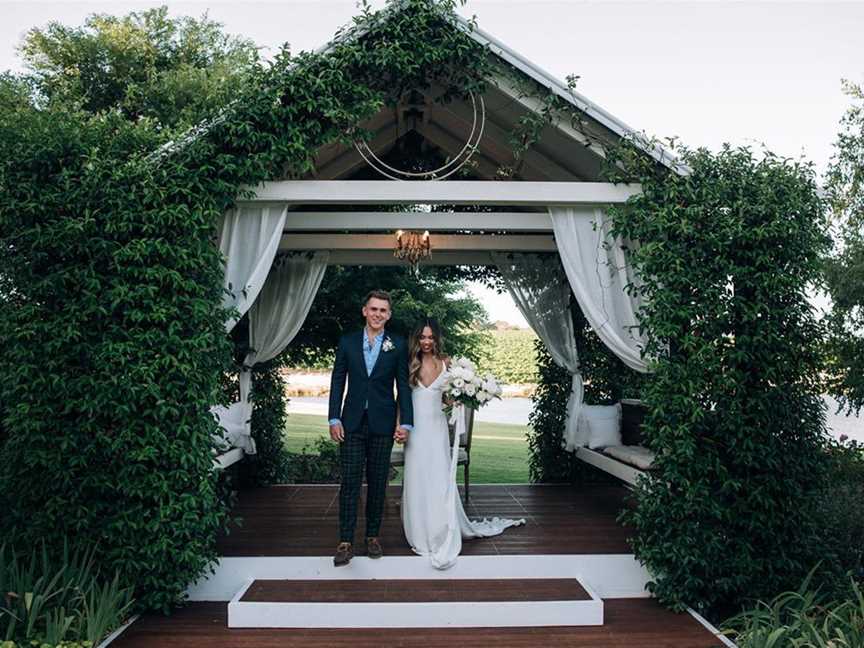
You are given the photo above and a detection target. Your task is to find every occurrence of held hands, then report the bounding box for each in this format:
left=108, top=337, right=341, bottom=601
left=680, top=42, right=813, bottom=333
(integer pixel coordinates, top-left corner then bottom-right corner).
left=329, top=422, right=345, bottom=443
left=394, top=426, right=409, bottom=445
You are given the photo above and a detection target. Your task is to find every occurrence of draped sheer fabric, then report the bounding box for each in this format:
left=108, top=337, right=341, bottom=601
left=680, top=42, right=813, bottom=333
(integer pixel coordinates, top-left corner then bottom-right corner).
left=212, top=212, right=328, bottom=454
left=218, top=205, right=288, bottom=332
left=493, top=252, right=586, bottom=450
left=549, top=207, right=650, bottom=374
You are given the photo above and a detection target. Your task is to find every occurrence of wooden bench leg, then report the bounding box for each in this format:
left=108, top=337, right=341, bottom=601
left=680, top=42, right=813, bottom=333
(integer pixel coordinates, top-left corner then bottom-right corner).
left=464, top=463, right=470, bottom=503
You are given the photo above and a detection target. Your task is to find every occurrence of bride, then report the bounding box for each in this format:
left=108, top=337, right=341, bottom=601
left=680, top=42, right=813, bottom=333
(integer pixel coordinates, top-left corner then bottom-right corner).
left=401, top=317, right=525, bottom=569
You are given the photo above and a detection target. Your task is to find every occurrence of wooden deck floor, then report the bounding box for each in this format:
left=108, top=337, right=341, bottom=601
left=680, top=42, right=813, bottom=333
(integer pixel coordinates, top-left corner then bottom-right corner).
left=110, top=485, right=727, bottom=647
left=113, top=599, right=726, bottom=647
left=217, top=483, right=634, bottom=556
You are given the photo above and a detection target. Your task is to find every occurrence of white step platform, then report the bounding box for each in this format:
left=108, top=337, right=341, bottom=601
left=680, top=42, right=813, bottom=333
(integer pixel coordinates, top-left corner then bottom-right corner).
left=188, top=554, right=654, bottom=630
left=225, top=556, right=605, bottom=628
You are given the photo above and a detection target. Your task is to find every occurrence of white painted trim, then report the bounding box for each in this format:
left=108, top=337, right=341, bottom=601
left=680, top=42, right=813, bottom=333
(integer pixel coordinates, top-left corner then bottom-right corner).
left=242, top=181, right=640, bottom=206
left=230, top=597, right=602, bottom=629
left=575, top=447, right=645, bottom=486
left=452, top=14, right=688, bottom=175
left=278, top=210, right=554, bottom=232
left=226, top=562, right=603, bottom=628
left=686, top=607, right=740, bottom=648
left=187, top=554, right=652, bottom=602
left=95, top=614, right=140, bottom=648
left=278, top=233, right=556, bottom=252
left=325, top=250, right=498, bottom=266
left=213, top=447, right=244, bottom=471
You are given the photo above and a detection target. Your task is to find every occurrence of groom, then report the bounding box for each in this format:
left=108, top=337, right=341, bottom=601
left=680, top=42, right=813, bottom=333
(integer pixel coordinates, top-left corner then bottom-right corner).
left=328, top=289, right=413, bottom=567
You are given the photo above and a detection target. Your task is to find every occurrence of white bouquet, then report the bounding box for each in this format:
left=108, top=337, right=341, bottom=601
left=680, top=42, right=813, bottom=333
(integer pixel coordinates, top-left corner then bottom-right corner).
left=442, top=356, right=504, bottom=411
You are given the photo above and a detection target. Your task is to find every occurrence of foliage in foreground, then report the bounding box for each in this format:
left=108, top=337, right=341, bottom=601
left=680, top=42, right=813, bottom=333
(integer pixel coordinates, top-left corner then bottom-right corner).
left=824, top=79, right=864, bottom=416
left=723, top=570, right=864, bottom=648
left=0, top=544, right=133, bottom=646
left=611, top=144, right=831, bottom=614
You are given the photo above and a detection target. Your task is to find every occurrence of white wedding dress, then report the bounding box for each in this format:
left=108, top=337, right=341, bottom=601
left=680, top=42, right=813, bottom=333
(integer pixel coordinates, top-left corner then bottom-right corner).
left=401, top=366, right=525, bottom=569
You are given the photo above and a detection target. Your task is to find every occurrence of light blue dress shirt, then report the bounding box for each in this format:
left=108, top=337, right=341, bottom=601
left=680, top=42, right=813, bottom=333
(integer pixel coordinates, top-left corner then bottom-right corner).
left=329, top=330, right=412, bottom=431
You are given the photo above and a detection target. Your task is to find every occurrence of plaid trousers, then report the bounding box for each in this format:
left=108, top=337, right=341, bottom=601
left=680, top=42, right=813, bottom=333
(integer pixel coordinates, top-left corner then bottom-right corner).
left=338, top=413, right=394, bottom=543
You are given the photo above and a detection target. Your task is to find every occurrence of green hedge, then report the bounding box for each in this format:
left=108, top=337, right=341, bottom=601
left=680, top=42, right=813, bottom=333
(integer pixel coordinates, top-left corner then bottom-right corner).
left=610, top=144, right=832, bottom=614
left=0, top=0, right=499, bottom=612
left=486, top=329, right=538, bottom=384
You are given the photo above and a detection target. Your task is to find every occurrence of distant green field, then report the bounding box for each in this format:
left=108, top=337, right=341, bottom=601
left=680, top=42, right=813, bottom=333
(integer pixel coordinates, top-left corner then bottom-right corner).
left=486, top=328, right=538, bottom=384
left=284, top=412, right=530, bottom=484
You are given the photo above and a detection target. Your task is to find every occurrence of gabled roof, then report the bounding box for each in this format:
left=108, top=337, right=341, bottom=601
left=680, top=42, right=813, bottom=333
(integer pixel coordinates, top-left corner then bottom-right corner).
left=148, top=1, right=686, bottom=176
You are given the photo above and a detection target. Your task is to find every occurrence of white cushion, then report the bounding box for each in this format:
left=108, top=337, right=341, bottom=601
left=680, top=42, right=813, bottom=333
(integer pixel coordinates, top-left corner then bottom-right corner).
left=581, top=403, right=622, bottom=450
left=603, top=444, right=655, bottom=470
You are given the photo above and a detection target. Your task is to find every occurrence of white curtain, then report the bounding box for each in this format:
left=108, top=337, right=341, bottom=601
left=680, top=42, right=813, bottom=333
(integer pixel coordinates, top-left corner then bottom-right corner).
left=218, top=205, right=288, bottom=332
left=493, top=252, right=586, bottom=450
left=550, top=207, right=650, bottom=374
left=213, top=252, right=329, bottom=454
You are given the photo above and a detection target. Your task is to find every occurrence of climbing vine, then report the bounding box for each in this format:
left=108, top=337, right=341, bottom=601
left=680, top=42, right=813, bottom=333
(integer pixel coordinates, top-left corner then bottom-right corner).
left=0, top=0, right=508, bottom=612
left=606, top=141, right=831, bottom=614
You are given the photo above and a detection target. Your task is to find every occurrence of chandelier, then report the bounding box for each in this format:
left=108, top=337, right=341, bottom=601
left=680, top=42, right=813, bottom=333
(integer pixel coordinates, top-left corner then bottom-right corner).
left=394, top=230, right=431, bottom=272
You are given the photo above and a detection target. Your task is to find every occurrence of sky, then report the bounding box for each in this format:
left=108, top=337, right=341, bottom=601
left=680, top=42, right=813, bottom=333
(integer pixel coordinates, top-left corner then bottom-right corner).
left=2, top=0, right=861, bottom=326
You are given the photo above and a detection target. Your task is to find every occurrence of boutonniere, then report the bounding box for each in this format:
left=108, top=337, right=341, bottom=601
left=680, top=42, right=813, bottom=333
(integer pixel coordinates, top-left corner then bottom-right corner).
left=382, top=337, right=395, bottom=353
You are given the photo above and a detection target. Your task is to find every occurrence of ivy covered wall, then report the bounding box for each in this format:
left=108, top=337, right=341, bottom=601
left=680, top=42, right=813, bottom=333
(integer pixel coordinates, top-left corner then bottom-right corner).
left=0, top=0, right=498, bottom=611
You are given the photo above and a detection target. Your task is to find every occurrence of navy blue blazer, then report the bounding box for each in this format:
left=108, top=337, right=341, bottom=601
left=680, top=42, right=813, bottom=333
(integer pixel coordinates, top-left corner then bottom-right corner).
left=328, top=330, right=414, bottom=436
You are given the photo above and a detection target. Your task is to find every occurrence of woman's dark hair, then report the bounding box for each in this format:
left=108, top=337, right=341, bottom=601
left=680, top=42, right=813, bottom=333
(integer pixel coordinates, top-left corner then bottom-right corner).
left=408, top=317, right=444, bottom=386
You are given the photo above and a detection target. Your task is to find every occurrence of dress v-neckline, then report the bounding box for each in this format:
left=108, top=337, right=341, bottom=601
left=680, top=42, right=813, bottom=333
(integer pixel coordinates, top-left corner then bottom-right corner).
left=418, top=365, right=446, bottom=390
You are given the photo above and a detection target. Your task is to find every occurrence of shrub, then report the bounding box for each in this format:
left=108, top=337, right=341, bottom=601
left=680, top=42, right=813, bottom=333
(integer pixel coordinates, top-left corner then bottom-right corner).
left=611, top=144, right=832, bottom=613
left=0, top=0, right=496, bottom=611
left=814, top=438, right=864, bottom=588
left=285, top=438, right=342, bottom=484
left=0, top=543, right=133, bottom=646
left=240, top=361, right=292, bottom=487
left=723, top=570, right=864, bottom=647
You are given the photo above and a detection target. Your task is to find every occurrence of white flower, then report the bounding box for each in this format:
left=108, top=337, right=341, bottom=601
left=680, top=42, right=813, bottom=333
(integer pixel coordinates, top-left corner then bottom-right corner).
left=450, top=388, right=461, bottom=397
left=453, top=378, right=465, bottom=389
left=472, top=376, right=482, bottom=387
left=457, top=357, right=475, bottom=372
left=477, top=391, right=489, bottom=403
left=465, top=384, right=476, bottom=397
left=482, top=378, right=498, bottom=393
left=450, top=366, right=465, bottom=380
left=382, top=337, right=395, bottom=352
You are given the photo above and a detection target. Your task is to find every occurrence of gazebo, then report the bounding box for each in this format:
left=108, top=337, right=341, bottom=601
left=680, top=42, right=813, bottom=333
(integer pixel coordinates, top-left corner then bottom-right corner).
left=104, top=5, right=733, bottom=647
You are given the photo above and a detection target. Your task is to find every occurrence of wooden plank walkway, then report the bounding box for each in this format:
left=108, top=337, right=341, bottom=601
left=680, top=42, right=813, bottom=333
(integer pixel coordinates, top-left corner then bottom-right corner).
left=217, top=484, right=633, bottom=556
left=113, top=599, right=725, bottom=647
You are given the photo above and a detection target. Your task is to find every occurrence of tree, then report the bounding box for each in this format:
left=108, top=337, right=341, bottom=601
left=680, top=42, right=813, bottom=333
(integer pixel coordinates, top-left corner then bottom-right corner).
left=825, top=80, right=864, bottom=415
left=284, top=265, right=490, bottom=367
left=16, top=6, right=258, bottom=130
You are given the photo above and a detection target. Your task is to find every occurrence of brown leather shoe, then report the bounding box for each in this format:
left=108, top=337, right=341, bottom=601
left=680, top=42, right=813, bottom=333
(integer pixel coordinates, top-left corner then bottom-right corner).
left=365, top=536, right=383, bottom=559
left=334, top=542, right=353, bottom=567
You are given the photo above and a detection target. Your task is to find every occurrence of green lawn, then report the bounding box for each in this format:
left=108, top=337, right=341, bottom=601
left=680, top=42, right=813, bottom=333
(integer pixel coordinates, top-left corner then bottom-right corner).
left=284, top=413, right=530, bottom=483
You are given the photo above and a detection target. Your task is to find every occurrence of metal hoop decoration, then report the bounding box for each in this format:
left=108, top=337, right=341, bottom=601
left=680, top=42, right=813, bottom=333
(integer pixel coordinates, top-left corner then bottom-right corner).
left=353, top=93, right=486, bottom=181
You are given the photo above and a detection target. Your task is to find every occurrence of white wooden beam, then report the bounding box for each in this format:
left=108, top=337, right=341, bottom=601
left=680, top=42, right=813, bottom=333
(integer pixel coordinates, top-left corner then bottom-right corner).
left=278, top=233, right=556, bottom=252
left=243, top=181, right=640, bottom=205
left=325, top=250, right=500, bottom=266
left=279, top=210, right=554, bottom=232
